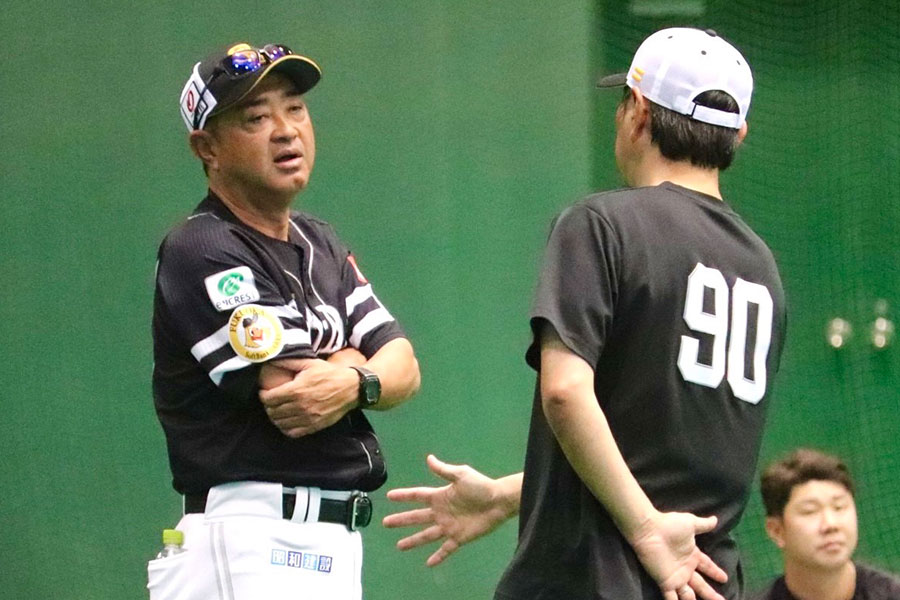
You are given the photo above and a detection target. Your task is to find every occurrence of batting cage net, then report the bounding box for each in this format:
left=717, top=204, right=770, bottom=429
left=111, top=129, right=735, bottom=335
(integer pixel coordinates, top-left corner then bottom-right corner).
left=593, top=0, right=900, bottom=591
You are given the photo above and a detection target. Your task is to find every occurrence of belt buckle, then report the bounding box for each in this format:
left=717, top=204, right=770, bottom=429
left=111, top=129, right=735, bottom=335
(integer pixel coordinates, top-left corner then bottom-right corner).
left=347, top=492, right=372, bottom=531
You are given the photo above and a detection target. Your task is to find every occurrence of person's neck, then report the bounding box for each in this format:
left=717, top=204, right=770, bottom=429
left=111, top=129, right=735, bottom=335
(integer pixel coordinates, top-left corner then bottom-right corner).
left=210, top=182, right=294, bottom=241
left=783, top=560, right=856, bottom=600
left=628, top=153, right=723, bottom=200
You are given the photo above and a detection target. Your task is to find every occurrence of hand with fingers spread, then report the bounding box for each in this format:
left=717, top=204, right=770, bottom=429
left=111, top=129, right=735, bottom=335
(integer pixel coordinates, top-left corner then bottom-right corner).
left=383, top=455, right=522, bottom=566
left=258, top=359, right=359, bottom=437
left=628, top=511, right=728, bottom=600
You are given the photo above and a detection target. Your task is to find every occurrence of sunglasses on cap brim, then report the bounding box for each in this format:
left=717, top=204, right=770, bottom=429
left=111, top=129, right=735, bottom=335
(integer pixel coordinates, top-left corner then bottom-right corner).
left=192, top=43, right=295, bottom=129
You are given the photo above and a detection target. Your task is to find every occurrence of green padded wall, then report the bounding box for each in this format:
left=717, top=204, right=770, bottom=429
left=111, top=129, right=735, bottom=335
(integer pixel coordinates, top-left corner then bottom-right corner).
left=1, top=1, right=592, bottom=598
left=3, top=0, right=898, bottom=599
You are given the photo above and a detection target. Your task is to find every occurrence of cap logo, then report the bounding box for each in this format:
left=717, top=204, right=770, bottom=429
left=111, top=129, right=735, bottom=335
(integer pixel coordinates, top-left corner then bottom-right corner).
left=632, top=67, right=645, bottom=82
left=179, top=62, right=219, bottom=130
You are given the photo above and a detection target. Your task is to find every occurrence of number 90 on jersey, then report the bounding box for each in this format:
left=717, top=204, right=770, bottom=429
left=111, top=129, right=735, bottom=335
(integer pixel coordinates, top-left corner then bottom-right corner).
left=677, top=262, right=774, bottom=405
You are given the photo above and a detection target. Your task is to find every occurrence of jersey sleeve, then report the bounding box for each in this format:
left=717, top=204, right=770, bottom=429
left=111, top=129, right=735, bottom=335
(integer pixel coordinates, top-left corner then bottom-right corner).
left=337, top=248, right=406, bottom=358
left=155, top=223, right=317, bottom=395
left=526, top=204, right=621, bottom=370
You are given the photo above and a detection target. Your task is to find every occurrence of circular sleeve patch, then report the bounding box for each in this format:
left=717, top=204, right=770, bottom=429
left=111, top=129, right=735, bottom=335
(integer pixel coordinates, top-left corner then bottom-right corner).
left=227, top=304, right=285, bottom=362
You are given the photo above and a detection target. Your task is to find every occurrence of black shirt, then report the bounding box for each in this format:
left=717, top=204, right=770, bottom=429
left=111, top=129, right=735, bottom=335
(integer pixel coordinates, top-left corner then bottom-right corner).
left=152, top=192, right=404, bottom=494
left=750, top=563, right=900, bottom=600
left=495, top=183, right=787, bottom=600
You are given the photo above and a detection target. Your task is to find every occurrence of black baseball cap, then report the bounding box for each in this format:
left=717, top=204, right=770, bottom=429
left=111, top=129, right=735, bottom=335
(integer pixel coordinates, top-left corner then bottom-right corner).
left=179, top=42, right=321, bottom=131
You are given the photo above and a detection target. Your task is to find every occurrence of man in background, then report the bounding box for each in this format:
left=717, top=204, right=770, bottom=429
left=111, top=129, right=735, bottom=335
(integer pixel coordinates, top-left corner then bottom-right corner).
left=753, top=448, right=900, bottom=600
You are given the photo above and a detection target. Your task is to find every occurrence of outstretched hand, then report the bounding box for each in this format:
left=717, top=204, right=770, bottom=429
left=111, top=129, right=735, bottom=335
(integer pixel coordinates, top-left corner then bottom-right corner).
left=382, top=455, right=518, bottom=566
left=629, top=511, right=728, bottom=600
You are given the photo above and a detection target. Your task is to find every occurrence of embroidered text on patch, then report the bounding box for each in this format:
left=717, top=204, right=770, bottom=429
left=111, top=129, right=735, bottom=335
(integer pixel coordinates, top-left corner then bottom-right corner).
left=204, top=266, right=261, bottom=312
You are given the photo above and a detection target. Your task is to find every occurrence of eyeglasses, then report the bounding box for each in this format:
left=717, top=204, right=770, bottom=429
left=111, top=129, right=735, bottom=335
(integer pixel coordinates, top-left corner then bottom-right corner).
left=192, top=43, right=293, bottom=129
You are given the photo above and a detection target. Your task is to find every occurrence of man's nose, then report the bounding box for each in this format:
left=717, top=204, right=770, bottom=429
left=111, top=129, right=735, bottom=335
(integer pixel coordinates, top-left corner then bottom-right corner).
left=820, top=508, right=839, bottom=530
left=271, top=113, right=298, bottom=141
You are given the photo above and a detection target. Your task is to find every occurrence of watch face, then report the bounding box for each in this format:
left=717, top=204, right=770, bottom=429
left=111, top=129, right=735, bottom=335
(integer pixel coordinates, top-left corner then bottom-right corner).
left=363, top=375, right=381, bottom=405
left=356, top=367, right=381, bottom=406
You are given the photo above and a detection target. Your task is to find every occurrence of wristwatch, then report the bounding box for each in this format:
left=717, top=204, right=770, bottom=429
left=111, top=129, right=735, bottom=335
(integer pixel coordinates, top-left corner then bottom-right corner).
left=350, top=366, right=381, bottom=408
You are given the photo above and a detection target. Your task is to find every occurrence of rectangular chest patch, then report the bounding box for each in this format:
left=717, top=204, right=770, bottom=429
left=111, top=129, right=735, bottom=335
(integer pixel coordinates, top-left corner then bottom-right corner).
left=204, top=266, right=261, bottom=312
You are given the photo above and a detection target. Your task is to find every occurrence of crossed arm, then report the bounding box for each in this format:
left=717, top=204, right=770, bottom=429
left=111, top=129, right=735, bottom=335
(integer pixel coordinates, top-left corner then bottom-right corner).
left=384, top=326, right=727, bottom=600
left=257, top=337, right=420, bottom=437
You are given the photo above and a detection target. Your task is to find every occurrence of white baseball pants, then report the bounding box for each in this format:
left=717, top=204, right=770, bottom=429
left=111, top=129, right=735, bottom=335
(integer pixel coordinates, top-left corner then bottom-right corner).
left=147, top=481, right=363, bottom=600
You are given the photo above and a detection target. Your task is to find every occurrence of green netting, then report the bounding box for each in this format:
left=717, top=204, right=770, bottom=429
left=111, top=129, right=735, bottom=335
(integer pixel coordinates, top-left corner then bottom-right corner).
left=595, top=0, right=900, bottom=590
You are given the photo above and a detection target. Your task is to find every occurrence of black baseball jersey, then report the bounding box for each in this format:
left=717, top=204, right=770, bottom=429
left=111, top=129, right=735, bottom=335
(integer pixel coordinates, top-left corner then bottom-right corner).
left=152, top=192, right=404, bottom=495
left=495, top=182, right=787, bottom=600
left=750, top=564, right=900, bottom=600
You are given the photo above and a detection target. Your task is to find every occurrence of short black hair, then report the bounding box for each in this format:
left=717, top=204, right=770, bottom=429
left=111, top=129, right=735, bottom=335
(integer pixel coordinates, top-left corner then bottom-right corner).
left=760, top=448, right=856, bottom=517
left=622, top=87, right=743, bottom=170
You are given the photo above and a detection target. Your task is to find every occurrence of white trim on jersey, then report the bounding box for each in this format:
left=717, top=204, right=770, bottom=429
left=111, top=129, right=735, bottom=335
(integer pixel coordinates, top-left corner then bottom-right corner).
left=289, top=220, right=328, bottom=308
left=271, top=304, right=305, bottom=319
left=349, top=308, right=393, bottom=347
left=191, top=324, right=230, bottom=362
left=345, top=284, right=375, bottom=316
left=209, top=356, right=252, bottom=386
left=187, top=211, right=220, bottom=221
left=283, top=327, right=313, bottom=347
left=282, top=269, right=306, bottom=297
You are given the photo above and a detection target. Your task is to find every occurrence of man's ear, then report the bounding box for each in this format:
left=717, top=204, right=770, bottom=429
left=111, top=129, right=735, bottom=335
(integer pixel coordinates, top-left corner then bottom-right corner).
left=737, top=120, right=748, bottom=145
left=189, top=130, right=218, bottom=171
left=629, top=87, right=651, bottom=141
left=765, top=516, right=786, bottom=549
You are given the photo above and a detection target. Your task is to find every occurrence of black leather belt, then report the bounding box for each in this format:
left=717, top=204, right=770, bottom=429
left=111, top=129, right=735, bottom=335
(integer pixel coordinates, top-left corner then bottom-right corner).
left=184, top=490, right=373, bottom=531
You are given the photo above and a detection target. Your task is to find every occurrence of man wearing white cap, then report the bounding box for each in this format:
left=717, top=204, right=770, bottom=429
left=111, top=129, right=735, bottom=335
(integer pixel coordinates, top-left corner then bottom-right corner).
left=384, top=28, right=786, bottom=600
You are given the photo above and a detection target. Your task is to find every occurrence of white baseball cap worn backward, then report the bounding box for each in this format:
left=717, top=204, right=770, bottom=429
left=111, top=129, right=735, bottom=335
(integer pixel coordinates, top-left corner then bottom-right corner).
left=598, top=28, right=753, bottom=129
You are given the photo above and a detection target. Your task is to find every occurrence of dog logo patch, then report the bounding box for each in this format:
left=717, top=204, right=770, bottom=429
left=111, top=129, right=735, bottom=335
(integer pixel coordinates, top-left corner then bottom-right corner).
left=228, top=304, right=284, bottom=362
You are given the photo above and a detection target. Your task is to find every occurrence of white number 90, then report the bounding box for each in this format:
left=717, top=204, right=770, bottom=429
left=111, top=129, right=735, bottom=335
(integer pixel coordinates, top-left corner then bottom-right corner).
left=676, top=263, right=774, bottom=404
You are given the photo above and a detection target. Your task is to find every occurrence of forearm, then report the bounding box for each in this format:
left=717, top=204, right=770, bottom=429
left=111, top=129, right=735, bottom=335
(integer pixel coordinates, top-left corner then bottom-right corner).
left=263, top=338, right=418, bottom=415
left=326, top=346, right=367, bottom=367
left=361, top=337, right=420, bottom=410
left=542, top=390, right=655, bottom=542
left=262, top=348, right=366, bottom=392
left=539, top=330, right=656, bottom=543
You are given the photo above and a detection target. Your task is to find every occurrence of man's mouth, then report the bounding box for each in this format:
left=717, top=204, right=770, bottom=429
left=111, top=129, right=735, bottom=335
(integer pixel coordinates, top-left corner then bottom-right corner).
left=274, top=150, right=303, bottom=167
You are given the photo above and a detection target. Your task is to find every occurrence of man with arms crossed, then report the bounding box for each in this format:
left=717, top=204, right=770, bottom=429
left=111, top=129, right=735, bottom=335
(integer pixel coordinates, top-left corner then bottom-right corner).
left=753, top=448, right=900, bottom=600
left=385, top=28, right=786, bottom=600
left=149, top=42, right=420, bottom=599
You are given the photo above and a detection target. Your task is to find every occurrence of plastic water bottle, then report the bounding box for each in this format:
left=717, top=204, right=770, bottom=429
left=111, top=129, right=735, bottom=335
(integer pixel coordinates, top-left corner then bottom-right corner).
left=157, top=528, right=186, bottom=558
